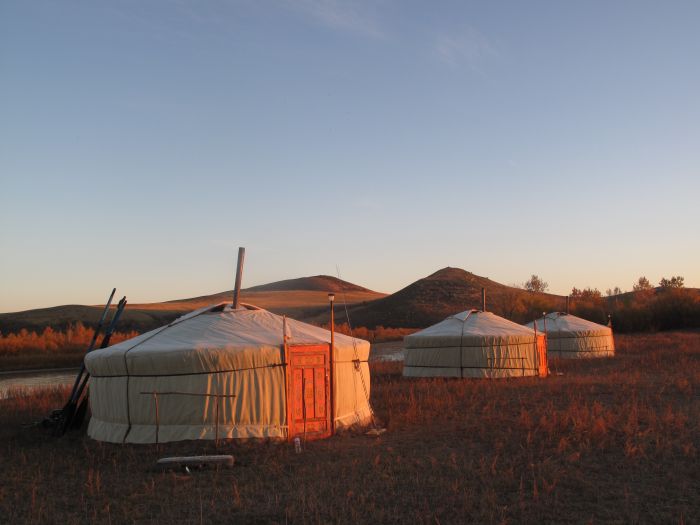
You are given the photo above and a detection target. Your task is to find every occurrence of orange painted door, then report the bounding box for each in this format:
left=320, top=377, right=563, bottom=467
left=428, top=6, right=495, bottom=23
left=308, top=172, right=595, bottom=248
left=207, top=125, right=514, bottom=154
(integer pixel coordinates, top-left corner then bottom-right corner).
left=286, top=344, right=331, bottom=440
left=537, top=334, right=548, bottom=377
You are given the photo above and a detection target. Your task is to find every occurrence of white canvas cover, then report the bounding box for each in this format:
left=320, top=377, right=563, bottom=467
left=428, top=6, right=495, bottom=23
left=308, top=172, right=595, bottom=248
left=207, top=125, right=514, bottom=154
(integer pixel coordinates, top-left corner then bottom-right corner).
left=526, top=312, right=615, bottom=358
left=403, top=310, right=543, bottom=378
left=85, top=304, right=372, bottom=443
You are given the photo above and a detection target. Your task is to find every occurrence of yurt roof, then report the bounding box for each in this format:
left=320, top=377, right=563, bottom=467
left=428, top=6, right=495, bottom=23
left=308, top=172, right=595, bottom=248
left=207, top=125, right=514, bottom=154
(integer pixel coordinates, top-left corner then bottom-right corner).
left=405, top=310, right=537, bottom=348
left=85, top=303, right=368, bottom=377
left=526, top=312, right=612, bottom=337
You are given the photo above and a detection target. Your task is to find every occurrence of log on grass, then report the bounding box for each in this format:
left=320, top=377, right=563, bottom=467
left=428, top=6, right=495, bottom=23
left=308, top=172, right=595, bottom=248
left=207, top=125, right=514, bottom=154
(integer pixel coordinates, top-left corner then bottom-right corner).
left=156, top=455, right=235, bottom=470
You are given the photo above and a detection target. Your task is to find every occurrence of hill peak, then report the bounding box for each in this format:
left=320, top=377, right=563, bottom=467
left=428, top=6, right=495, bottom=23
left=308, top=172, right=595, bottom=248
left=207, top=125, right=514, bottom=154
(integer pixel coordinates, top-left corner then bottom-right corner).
left=424, top=267, right=496, bottom=285
left=245, top=275, right=374, bottom=293
left=347, top=267, right=542, bottom=329
left=426, top=267, right=473, bottom=281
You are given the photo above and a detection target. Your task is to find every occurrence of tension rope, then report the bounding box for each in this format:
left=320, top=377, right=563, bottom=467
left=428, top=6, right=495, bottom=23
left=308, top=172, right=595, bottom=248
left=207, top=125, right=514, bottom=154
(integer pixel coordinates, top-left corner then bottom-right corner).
left=336, top=265, right=379, bottom=430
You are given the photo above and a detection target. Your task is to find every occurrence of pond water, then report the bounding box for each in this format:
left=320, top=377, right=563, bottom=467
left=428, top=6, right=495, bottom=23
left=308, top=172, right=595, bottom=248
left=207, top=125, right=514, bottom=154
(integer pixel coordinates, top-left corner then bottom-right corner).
left=370, top=341, right=405, bottom=362
left=0, top=369, right=78, bottom=399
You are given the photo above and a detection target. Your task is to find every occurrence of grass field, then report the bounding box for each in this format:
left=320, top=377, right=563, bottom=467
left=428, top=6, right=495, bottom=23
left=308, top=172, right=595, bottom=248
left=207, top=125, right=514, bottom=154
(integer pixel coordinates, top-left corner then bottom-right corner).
left=1, top=332, right=698, bottom=523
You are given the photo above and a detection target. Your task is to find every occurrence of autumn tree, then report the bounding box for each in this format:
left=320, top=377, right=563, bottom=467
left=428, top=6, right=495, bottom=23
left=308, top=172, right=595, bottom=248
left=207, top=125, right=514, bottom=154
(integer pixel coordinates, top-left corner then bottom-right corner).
left=606, top=286, right=624, bottom=297
left=633, top=276, right=653, bottom=291
left=571, top=287, right=602, bottom=299
left=569, top=287, right=606, bottom=324
left=497, top=286, right=524, bottom=320
left=523, top=274, right=548, bottom=293
left=659, top=276, right=684, bottom=288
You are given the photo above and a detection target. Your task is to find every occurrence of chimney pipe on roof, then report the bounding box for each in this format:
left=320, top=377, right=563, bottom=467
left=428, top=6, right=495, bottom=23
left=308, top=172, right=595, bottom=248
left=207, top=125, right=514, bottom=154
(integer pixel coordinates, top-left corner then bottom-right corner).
left=481, top=287, right=486, bottom=312
left=232, top=247, right=245, bottom=309
left=566, top=295, right=570, bottom=314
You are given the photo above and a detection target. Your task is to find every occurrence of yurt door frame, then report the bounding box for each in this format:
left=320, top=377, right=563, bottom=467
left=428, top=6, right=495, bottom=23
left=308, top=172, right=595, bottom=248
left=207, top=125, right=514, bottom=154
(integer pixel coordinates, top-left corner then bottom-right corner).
left=286, top=344, right=332, bottom=441
left=536, top=335, right=548, bottom=377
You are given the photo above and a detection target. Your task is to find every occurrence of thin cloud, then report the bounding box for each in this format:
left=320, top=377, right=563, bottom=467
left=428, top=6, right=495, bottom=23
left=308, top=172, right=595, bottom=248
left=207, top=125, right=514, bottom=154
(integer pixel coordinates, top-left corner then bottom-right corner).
left=435, top=27, right=498, bottom=71
left=283, top=0, right=384, bottom=38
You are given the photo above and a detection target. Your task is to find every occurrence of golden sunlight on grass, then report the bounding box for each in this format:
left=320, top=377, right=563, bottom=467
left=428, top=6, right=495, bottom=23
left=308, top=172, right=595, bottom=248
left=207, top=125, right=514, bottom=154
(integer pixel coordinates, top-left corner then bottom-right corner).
left=0, top=332, right=697, bottom=523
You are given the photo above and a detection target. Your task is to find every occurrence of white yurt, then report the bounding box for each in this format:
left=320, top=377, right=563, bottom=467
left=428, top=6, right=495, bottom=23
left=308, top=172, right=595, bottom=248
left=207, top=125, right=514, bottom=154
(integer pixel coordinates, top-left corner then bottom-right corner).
left=526, top=312, right=615, bottom=358
left=403, top=310, right=548, bottom=378
left=85, top=303, right=372, bottom=444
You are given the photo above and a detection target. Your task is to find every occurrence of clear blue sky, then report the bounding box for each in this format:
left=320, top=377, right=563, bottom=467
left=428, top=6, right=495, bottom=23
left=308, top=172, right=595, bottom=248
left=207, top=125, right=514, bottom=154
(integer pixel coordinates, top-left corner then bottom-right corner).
left=2, top=1, right=699, bottom=312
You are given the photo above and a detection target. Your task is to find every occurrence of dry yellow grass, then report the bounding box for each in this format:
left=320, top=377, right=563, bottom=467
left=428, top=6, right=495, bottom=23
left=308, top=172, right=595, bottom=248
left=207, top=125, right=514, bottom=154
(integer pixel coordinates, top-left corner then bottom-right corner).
left=130, top=289, right=384, bottom=312
left=0, top=332, right=698, bottom=523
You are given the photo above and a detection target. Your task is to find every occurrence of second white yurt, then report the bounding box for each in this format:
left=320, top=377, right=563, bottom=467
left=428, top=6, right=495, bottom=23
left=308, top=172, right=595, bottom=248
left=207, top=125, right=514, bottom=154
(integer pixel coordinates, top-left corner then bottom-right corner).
left=85, top=303, right=372, bottom=444
left=526, top=312, right=615, bottom=358
left=403, top=310, right=548, bottom=378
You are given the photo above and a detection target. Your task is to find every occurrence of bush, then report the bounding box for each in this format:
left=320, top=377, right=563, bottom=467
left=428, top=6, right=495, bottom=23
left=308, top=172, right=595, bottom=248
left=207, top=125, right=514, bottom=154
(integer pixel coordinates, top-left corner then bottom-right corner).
left=320, top=322, right=418, bottom=343
left=0, top=322, right=139, bottom=357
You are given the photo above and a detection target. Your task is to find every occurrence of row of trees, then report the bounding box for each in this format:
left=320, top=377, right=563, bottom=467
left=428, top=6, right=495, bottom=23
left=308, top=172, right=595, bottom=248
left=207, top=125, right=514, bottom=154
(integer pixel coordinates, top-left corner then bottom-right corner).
left=1, top=320, right=414, bottom=355
left=513, top=274, right=699, bottom=332
left=0, top=322, right=140, bottom=356
left=319, top=323, right=418, bottom=343
left=524, top=274, right=687, bottom=296
left=632, top=275, right=685, bottom=290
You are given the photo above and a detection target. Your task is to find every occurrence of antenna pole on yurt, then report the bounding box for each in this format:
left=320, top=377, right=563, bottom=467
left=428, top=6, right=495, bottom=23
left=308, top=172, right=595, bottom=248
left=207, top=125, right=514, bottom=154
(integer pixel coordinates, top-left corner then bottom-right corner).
left=328, top=292, right=336, bottom=435
left=232, top=247, right=245, bottom=308
left=481, top=288, right=486, bottom=312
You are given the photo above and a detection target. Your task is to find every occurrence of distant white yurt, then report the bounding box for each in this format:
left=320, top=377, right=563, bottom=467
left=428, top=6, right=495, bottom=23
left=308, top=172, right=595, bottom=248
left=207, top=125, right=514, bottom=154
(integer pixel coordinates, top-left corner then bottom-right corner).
left=85, top=303, right=372, bottom=444
left=526, top=312, right=615, bottom=359
left=403, top=310, right=548, bottom=378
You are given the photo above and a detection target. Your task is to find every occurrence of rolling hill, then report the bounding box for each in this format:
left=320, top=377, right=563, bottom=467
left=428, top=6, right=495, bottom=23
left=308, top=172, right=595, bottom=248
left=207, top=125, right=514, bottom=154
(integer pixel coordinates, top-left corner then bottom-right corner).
left=341, top=267, right=566, bottom=329
left=0, top=276, right=386, bottom=334
left=5, top=269, right=696, bottom=335
left=246, top=275, right=373, bottom=293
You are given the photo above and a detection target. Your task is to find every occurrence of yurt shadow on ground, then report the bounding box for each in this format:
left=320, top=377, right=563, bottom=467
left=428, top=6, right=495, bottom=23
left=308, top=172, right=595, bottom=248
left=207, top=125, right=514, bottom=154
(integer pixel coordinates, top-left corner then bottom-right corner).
left=526, top=312, right=615, bottom=359
left=85, top=303, right=373, bottom=444
left=403, top=310, right=548, bottom=378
